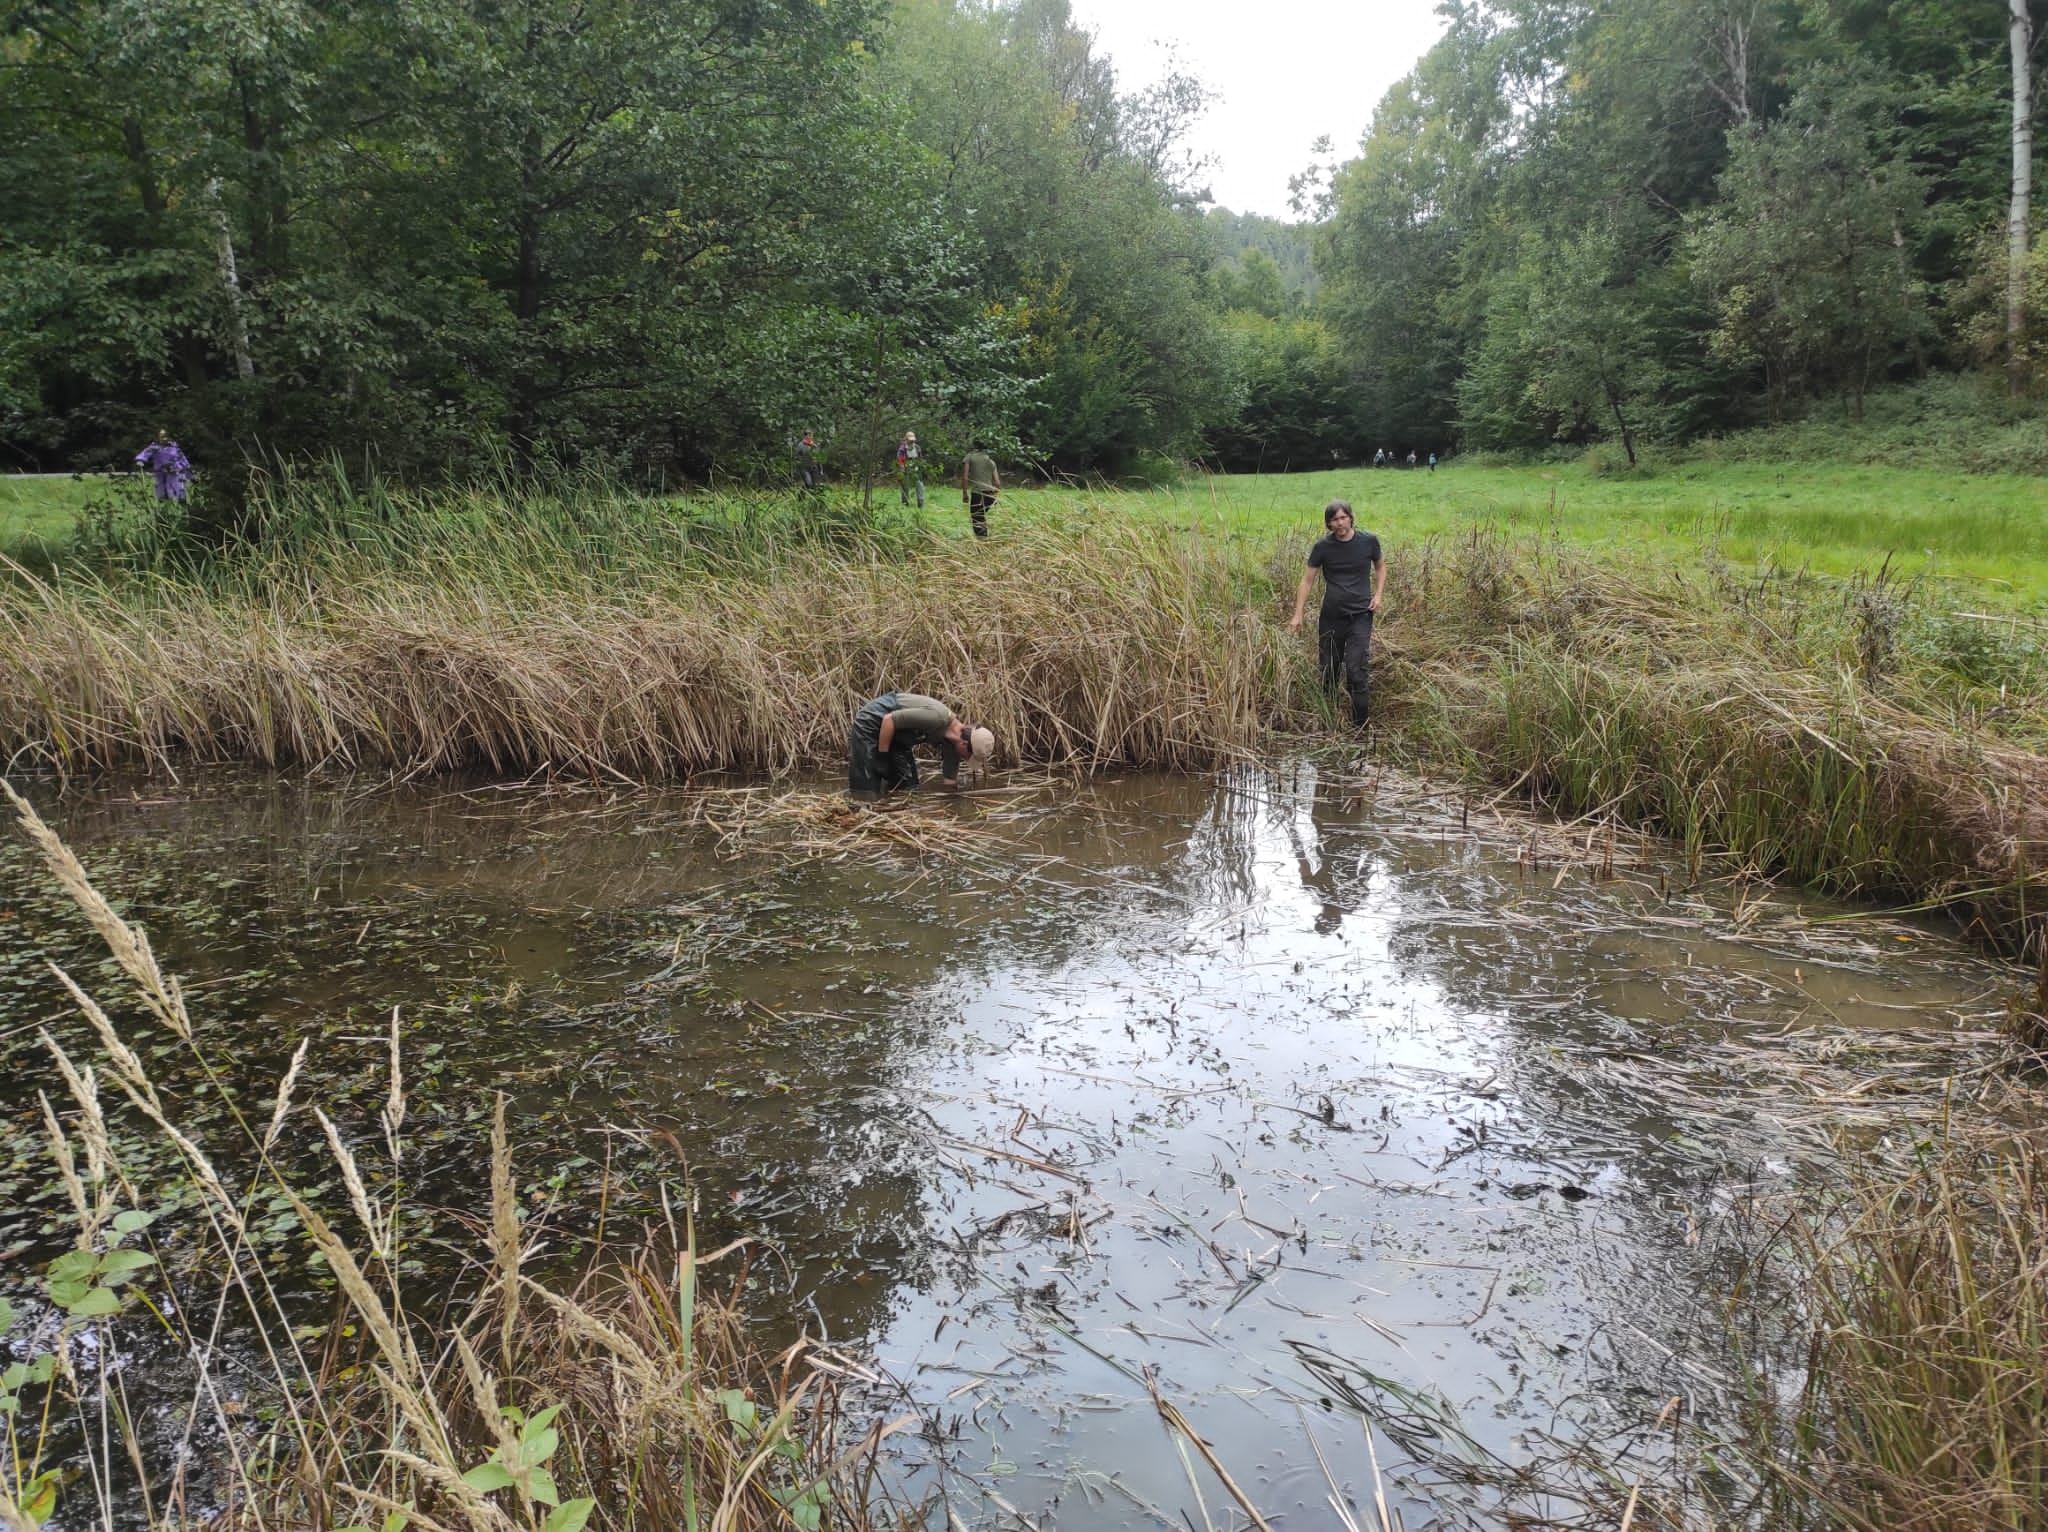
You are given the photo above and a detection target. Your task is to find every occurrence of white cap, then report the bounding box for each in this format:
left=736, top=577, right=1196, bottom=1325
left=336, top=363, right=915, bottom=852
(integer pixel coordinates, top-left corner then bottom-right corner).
left=970, top=726, right=995, bottom=763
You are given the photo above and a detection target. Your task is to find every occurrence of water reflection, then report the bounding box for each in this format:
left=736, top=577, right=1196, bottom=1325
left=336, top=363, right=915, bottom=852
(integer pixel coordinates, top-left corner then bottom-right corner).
left=0, top=766, right=2017, bottom=1529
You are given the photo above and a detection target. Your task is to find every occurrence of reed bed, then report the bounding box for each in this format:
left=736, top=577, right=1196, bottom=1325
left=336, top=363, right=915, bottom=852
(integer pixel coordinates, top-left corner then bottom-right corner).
left=0, top=517, right=1297, bottom=780
left=1721, top=1130, right=2048, bottom=1532
left=7, top=488, right=2048, bottom=950
left=1381, top=530, right=2048, bottom=957
left=0, top=778, right=925, bottom=1532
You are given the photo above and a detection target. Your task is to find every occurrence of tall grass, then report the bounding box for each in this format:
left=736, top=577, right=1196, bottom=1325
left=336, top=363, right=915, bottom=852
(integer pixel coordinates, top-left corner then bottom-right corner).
left=5, top=480, right=2047, bottom=949
left=1728, top=1132, right=2048, bottom=1532
left=0, top=778, right=919, bottom=1532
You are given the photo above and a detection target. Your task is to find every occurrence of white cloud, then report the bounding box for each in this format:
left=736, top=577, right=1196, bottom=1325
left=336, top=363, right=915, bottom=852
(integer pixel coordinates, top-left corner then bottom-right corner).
left=1070, top=0, right=1448, bottom=218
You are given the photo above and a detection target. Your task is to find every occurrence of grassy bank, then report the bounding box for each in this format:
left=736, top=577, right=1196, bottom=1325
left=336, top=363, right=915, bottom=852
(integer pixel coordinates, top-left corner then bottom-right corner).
left=0, top=514, right=1295, bottom=778
left=1094, top=461, right=2048, bottom=609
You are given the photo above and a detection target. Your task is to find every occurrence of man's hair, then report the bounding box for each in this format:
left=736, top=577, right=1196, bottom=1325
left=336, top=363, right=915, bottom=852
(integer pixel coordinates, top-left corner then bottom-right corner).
left=1323, top=499, right=1353, bottom=527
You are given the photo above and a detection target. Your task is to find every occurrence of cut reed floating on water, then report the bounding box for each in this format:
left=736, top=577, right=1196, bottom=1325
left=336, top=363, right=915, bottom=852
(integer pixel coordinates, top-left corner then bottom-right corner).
left=0, top=780, right=935, bottom=1532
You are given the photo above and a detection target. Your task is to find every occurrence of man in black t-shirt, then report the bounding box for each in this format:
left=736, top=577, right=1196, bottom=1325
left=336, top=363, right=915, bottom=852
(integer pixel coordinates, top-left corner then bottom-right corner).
left=1289, top=499, right=1385, bottom=726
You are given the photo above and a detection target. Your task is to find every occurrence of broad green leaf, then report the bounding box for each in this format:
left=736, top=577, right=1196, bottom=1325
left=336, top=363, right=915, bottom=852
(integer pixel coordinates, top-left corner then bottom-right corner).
left=460, top=1462, right=515, bottom=1494
left=67, top=1286, right=121, bottom=1318
left=379, top=1511, right=410, bottom=1532
left=542, top=1498, right=596, bottom=1532
left=716, top=1388, right=756, bottom=1430
left=48, top=1250, right=96, bottom=1283
left=3, top=1363, right=25, bottom=1389
left=0, top=1297, right=13, bottom=1333
left=522, top=1403, right=564, bottom=1440
left=111, top=1209, right=154, bottom=1236
left=524, top=1427, right=559, bottom=1464
left=46, top=1279, right=90, bottom=1309
left=97, top=1250, right=156, bottom=1279
left=527, top=1468, right=560, bottom=1507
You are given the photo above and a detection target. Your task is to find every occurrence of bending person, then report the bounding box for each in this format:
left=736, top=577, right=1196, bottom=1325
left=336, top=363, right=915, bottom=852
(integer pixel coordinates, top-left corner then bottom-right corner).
left=848, top=691, right=992, bottom=796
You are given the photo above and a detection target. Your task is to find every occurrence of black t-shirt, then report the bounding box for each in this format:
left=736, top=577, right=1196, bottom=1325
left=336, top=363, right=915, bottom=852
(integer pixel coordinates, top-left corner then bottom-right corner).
left=1308, top=530, right=1382, bottom=617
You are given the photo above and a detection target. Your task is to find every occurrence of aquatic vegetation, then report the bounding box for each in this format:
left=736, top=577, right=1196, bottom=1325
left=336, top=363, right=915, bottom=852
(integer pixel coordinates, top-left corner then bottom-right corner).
left=0, top=515, right=1296, bottom=780
left=1387, top=529, right=2048, bottom=959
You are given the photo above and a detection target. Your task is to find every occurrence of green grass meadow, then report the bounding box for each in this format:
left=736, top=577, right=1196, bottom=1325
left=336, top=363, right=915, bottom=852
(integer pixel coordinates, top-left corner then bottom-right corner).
left=0, top=475, right=101, bottom=556
left=7, top=459, right=2045, bottom=610
left=1064, top=461, right=2048, bottom=608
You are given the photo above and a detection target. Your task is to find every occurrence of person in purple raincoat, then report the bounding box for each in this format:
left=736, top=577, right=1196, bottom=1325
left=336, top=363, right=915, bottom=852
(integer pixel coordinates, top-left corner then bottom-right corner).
left=135, top=430, right=192, bottom=502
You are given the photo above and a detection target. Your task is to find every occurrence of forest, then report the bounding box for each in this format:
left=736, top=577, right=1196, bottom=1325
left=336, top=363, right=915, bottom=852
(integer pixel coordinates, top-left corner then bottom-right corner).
left=2, top=0, right=2042, bottom=488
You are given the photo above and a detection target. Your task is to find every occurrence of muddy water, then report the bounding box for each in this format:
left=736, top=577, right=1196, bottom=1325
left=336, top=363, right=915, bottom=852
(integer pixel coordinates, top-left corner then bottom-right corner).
left=0, top=765, right=2016, bottom=1527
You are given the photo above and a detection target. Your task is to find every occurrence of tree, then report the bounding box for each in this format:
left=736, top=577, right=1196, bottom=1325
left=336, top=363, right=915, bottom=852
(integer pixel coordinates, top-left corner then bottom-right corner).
left=1459, top=221, right=1682, bottom=463
left=2010, top=0, right=2036, bottom=393
left=1688, top=67, right=1931, bottom=416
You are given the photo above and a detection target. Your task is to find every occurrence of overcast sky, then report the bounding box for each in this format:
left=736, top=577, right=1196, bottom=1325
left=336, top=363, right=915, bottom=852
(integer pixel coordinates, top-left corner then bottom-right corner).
left=1070, top=0, right=1449, bottom=219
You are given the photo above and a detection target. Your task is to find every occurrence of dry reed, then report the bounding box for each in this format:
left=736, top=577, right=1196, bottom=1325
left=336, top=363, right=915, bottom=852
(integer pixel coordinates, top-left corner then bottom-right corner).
left=0, top=521, right=1297, bottom=779
left=1384, top=530, right=2048, bottom=958
left=1727, top=1131, right=2048, bottom=1531
left=6, top=509, right=2048, bottom=958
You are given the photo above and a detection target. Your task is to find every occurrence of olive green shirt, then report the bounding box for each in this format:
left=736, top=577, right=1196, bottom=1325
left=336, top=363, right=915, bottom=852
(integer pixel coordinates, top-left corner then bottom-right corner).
left=887, top=694, right=954, bottom=741
left=963, top=451, right=998, bottom=493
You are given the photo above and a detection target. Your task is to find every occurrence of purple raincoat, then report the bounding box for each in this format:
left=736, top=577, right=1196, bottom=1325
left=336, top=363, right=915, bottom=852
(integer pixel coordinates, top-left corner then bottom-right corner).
left=136, top=439, right=192, bottom=502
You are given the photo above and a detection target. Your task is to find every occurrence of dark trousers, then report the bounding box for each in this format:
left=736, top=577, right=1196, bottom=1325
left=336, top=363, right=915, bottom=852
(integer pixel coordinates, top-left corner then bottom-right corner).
left=848, top=692, right=919, bottom=795
left=1318, top=608, right=1374, bottom=723
left=968, top=490, right=994, bottom=538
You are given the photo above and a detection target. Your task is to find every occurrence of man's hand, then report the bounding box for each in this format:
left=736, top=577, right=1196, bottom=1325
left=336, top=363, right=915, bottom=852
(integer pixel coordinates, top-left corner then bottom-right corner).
left=1288, top=612, right=1304, bottom=632
left=1368, top=596, right=1382, bottom=613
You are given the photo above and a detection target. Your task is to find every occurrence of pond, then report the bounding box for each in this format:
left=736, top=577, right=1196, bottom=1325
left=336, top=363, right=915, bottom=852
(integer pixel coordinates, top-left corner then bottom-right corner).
left=0, top=763, right=2017, bottom=1528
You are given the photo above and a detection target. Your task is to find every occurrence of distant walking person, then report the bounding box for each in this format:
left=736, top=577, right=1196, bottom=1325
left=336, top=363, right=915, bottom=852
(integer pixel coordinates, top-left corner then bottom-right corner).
left=1427, top=451, right=1437, bottom=472
left=1289, top=499, right=1385, bottom=728
left=897, top=431, right=924, bottom=508
left=796, top=432, right=820, bottom=492
left=847, top=691, right=991, bottom=796
left=1373, top=448, right=1385, bottom=468
left=961, top=442, right=1000, bottom=538
left=135, top=430, right=191, bottom=502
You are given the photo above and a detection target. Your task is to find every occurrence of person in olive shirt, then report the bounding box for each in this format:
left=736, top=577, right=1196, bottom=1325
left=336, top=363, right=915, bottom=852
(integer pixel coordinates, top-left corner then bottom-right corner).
left=960, top=442, right=1000, bottom=538
left=847, top=691, right=990, bottom=796
left=1289, top=499, right=1385, bottom=726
